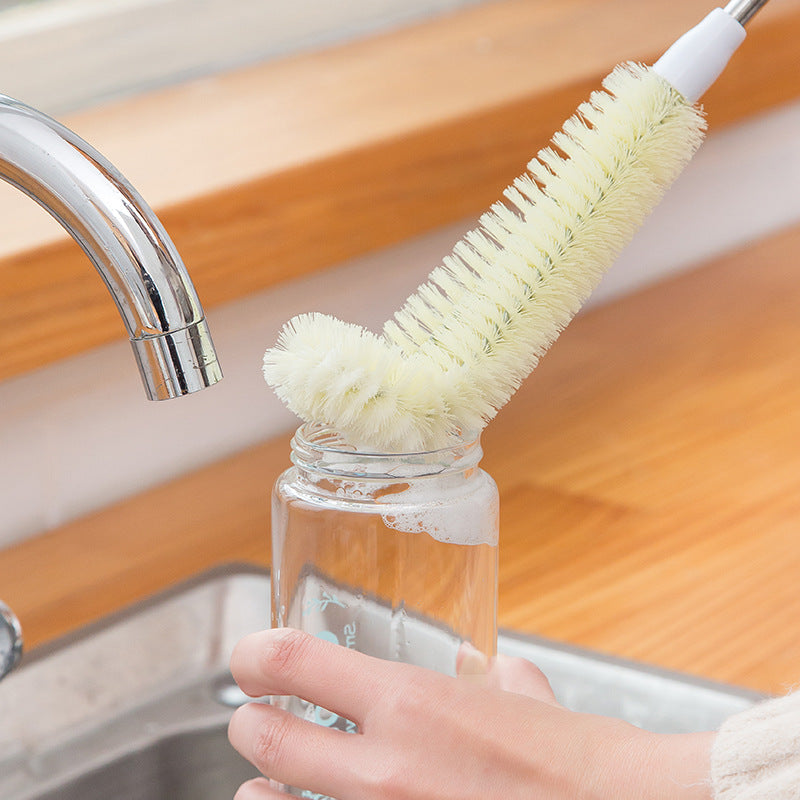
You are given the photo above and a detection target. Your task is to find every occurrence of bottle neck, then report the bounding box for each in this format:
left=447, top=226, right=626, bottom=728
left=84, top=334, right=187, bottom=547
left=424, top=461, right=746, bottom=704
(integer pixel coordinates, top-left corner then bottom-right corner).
left=290, top=423, right=483, bottom=481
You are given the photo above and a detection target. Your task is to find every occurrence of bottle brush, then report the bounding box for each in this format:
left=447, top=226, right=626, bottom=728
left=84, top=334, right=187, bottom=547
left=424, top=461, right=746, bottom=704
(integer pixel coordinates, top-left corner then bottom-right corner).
left=264, top=1, right=770, bottom=452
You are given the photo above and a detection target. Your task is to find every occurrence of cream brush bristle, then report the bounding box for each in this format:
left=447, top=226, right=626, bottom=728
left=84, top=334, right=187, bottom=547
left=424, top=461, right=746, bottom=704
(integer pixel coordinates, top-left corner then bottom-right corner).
left=264, top=65, right=703, bottom=451
left=264, top=4, right=767, bottom=452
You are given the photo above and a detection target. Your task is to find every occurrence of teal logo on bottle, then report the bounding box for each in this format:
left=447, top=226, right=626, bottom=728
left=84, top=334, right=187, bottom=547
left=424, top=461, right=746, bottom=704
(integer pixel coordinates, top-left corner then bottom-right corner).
left=299, top=621, right=358, bottom=799
left=307, top=624, right=358, bottom=733
left=303, top=590, right=347, bottom=616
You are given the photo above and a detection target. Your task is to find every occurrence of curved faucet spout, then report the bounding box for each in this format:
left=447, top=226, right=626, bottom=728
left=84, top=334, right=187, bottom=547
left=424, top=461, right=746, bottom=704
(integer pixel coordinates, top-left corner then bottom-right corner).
left=0, top=94, right=222, bottom=399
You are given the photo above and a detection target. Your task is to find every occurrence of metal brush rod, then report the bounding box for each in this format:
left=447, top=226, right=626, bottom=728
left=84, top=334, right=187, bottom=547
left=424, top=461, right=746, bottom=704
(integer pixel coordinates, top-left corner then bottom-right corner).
left=724, top=0, right=771, bottom=26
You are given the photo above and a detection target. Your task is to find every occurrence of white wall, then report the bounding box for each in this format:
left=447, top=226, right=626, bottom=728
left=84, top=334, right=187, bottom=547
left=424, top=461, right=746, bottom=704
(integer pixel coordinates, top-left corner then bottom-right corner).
left=0, top=0, right=490, bottom=114
left=1, top=98, right=799, bottom=548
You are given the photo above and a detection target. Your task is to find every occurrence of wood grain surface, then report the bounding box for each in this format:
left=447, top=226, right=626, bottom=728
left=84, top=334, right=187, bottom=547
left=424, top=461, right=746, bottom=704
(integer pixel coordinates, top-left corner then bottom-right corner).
left=1, top=0, right=799, bottom=382
left=2, top=223, right=800, bottom=695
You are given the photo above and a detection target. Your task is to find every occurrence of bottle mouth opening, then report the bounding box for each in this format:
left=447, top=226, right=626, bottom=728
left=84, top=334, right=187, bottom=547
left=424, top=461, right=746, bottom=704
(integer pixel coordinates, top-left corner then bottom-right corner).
left=291, top=423, right=482, bottom=478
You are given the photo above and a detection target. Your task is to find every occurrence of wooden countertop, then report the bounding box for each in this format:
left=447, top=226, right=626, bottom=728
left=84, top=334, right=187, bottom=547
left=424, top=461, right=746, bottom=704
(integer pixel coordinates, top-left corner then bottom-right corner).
left=3, top=223, right=800, bottom=696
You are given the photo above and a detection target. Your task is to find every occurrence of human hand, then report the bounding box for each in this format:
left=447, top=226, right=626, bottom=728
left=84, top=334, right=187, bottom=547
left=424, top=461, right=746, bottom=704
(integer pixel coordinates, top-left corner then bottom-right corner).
left=228, top=628, right=713, bottom=799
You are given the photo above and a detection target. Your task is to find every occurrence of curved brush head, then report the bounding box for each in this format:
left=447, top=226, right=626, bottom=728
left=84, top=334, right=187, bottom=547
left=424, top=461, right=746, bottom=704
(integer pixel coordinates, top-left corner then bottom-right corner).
left=264, top=64, right=706, bottom=452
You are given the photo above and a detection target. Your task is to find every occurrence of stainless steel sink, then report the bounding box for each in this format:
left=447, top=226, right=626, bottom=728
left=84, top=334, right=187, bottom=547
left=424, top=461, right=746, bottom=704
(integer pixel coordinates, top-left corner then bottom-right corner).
left=17, top=725, right=256, bottom=800
left=0, top=565, right=763, bottom=799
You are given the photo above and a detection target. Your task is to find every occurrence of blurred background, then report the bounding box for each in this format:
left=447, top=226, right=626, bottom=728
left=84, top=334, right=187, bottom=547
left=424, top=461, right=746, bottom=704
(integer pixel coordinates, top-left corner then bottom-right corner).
left=0, top=0, right=487, bottom=114
left=0, top=0, right=798, bottom=550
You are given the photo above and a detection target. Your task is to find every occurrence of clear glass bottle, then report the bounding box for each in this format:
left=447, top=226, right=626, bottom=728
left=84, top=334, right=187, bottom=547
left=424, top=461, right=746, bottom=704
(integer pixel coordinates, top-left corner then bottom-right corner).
left=271, top=423, right=498, bottom=781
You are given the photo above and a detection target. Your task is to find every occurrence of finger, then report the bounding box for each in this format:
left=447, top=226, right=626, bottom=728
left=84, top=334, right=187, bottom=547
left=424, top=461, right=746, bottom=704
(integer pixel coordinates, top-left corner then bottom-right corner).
left=234, top=778, right=283, bottom=799
left=229, top=701, right=357, bottom=799
left=486, top=654, right=559, bottom=705
left=230, top=627, right=392, bottom=725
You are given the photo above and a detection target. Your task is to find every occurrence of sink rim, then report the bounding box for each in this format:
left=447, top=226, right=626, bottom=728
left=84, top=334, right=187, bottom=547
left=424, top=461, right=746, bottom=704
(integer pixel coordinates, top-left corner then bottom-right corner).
left=0, top=563, right=765, bottom=800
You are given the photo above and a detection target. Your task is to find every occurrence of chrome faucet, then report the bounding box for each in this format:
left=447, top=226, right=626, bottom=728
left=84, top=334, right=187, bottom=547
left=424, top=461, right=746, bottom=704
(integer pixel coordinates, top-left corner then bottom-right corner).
left=0, top=93, right=224, bottom=679
left=0, top=602, right=22, bottom=680
left=0, top=93, right=222, bottom=399
left=0, top=600, right=22, bottom=680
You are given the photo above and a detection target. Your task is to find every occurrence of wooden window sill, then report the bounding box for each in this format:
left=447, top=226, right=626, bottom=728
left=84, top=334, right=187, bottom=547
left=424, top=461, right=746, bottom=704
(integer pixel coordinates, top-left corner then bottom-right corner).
left=1, top=0, right=799, bottom=382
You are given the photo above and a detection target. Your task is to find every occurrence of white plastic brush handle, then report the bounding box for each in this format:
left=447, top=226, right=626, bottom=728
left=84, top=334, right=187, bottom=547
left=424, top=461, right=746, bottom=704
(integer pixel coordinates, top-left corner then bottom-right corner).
left=653, top=7, right=746, bottom=103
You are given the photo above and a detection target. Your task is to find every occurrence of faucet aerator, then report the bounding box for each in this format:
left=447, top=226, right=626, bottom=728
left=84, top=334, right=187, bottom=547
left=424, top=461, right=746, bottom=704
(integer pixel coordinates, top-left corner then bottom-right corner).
left=131, top=319, right=223, bottom=400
